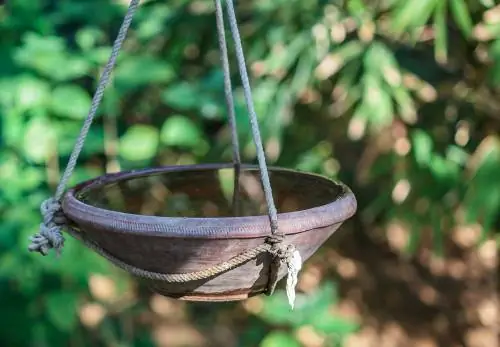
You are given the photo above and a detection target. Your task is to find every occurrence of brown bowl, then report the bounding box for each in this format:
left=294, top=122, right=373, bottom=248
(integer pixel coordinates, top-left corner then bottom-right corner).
left=61, top=163, right=357, bottom=301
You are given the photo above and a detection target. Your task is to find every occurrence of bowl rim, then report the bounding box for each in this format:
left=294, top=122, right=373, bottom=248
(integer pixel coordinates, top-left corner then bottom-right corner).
left=62, top=163, right=357, bottom=239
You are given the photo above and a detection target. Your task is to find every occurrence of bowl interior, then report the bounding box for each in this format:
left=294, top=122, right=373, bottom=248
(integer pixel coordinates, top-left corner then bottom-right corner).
left=75, top=166, right=343, bottom=218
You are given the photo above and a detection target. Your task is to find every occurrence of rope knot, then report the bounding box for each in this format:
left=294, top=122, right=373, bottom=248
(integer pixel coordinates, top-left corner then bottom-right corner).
left=28, top=197, right=66, bottom=256
left=266, top=233, right=284, bottom=248
left=266, top=241, right=303, bottom=309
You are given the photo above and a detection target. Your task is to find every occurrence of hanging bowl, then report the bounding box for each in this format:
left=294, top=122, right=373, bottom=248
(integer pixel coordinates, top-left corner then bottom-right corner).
left=61, top=163, right=357, bottom=301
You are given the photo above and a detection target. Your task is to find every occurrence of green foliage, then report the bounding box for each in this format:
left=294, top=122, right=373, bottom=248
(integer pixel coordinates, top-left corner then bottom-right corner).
left=0, top=0, right=499, bottom=346
left=120, top=124, right=159, bottom=161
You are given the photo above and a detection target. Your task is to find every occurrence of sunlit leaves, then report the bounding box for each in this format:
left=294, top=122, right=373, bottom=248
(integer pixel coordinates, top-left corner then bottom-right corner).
left=388, top=0, right=480, bottom=62
left=15, top=33, right=90, bottom=81
left=389, top=0, right=438, bottom=35
left=256, top=282, right=360, bottom=345
left=162, top=82, right=200, bottom=110
left=50, top=85, right=91, bottom=119
left=114, top=55, right=175, bottom=91
left=160, top=115, right=207, bottom=152
left=119, top=124, right=159, bottom=161
left=464, top=136, right=500, bottom=236
left=315, top=41, right=364, bottom=81
left=449, top=0, right=474, bottom=37
left=412, top=130, right=434, bottom=167
left=433, top=0, right=448, bottom=64
left=260, top=332, right=301, bottom=347
left=23, top=116, right=56, bottom=164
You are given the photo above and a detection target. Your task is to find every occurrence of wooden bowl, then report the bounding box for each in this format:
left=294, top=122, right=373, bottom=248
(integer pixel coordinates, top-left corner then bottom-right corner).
left=61, top=163, right=357, bottom=301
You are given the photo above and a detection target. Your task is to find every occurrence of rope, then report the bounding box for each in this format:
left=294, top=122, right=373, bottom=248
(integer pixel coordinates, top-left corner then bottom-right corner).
left=215, top=0, right=241, bottom=168
left=224, top=1, right=301, bottom=305
left=65, top=225, right=295, bottom=283
left=28, top=0, right=141, bottom=256
left=224, top=0, right=280, bottom=237
left=27, top=0, right=302, bottom=308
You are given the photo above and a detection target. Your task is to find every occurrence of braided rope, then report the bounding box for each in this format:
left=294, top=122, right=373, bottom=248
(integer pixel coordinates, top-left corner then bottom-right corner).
left=66, top=226, right=295, bottom=283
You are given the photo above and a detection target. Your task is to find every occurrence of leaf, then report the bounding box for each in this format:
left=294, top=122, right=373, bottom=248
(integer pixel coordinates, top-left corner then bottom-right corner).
left=119, top=124, right=159, bottom=161
left=160, top=115, right=204, bottom=149
left=259, top=282, right=337, bottom=328
left=51, top=85, right=91, bottom=119
left=312, top=311, right=360, bottom=336
left=411, top=130, right=433, bottom=167
left=260, top=332, right=301, bottom=347
left=14, top=33, right=90, bottom=81
left=364, top=42, right=400, bottom=78
left=23, top=116, right=56, bottom=163
left=315, top=41, right=364, bottom=80
left=433, top=0, right=448, bottom=64
left=15, top=75, right=50, bottom=111
left=488, top=40, right=500, bottom=86
left=464, top=136, right=500, bottom=234
left=266, top=33, right=308, bottom=75
left=45, top=292, right=79, bottom=332
left=161, top=82, right=200, bottom=110
left=430, top=154, right=459, bottom=184
left=392, top=86, right=416, bottom=124
left=290, top=50, right=314, bottom=94
left=390, top=0, right=437, bottom=35
left=75, top=27, right=104, bottom=51
left=114, top=55, right=174, bottom=91
left=450, top=0, right=473, bottom=38
left=347, top=0, right=368, bottom=18
left=361, top=74, right=393, bottom=128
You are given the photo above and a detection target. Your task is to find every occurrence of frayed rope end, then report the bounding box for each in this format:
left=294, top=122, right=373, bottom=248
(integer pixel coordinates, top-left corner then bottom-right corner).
left=286, top=248, right=302, bottom=310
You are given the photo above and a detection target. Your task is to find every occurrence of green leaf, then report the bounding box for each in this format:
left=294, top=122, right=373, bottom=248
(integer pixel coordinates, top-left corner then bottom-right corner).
left=23, top=116, right=56, bottom=163
left=392, top=86, right=416, bottom=123
left=45, top=292, right=79, bottom=332
left=433, top=0, right=448, bottom=64
left=259, top=282, right=338, bottom=328
left=411, top=130, right=433, bottom=167
left=114, top=55, right=174, bottom=91
left=50, top=85, right=91, bottom=119
left=260, top=332, right=301, bottom=347
left=15, top=75, right=50, bottom=111
left=15, top=33, right=90, bottom=81
left=390, top=0, right=437, bottom=35
left=347, top=0, right=368, bottom=18
left=479, top=0, right=495, bottom=7
left=450, top=0, right=473, bottom=38
left=119, top=124, right=159, bottom=161
left=160, top=115, right=204, bottom=149
left=161, top=82, right=200, bottom=110
left=464, top=136, right=500, bottom=234
left=488, top=40, right=500, bottom=86
left=75, top=27, right=104, bottom=51
left=334, top=40, right=365, bottom=64
left=430, top=154, right=459, bottom=183
left=361, top=74, right=394, bottom=128
left=312, top=311, right=360, bottom=336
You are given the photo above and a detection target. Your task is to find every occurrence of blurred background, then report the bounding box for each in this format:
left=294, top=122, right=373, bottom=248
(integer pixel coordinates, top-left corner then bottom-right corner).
left=0, top=0, right=499, bottom=346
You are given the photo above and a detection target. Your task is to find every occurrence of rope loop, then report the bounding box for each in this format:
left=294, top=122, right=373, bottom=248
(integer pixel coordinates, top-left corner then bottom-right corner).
left=28, top=198, right=66, bottom=256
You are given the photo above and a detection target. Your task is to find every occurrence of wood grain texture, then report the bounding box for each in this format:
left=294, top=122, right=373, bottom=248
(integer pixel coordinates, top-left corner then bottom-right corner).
left=62, top=163, right=357, bottom=301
